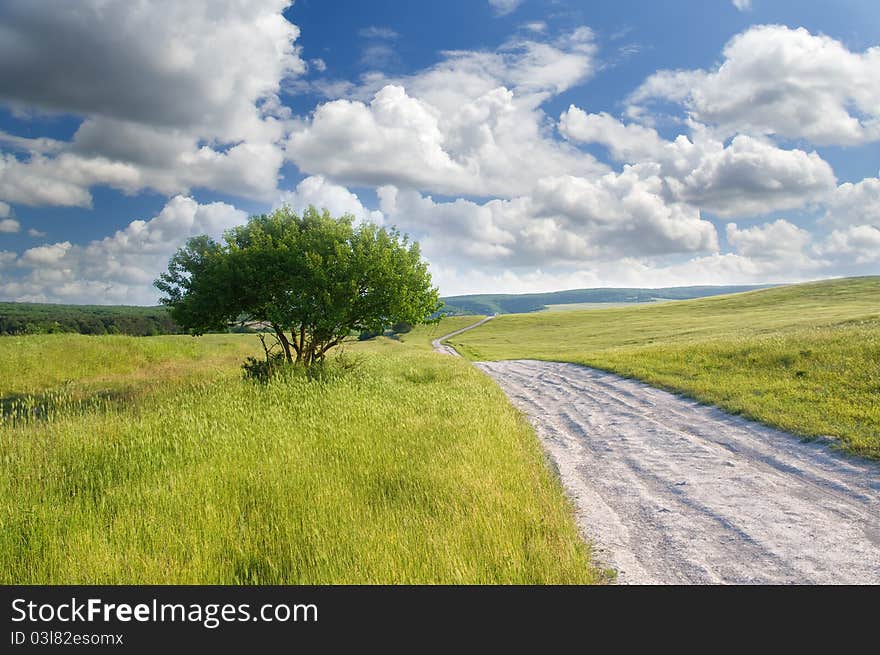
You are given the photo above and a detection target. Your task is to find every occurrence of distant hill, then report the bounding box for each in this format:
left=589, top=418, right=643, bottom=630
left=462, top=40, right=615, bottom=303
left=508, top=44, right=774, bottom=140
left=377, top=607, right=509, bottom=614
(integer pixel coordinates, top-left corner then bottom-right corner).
left=0, top=302, right=183, bottom=336
left=1, top=283, right=777, bottom=335
left=440, top=284, right=775, bottom=315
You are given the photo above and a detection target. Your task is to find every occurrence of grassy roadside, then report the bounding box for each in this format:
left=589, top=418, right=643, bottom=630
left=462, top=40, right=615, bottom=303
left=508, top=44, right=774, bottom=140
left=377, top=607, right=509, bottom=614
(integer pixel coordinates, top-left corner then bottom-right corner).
left=449, top=277, right=880, bottom=459
left=0, top=321, right=602, bottom=584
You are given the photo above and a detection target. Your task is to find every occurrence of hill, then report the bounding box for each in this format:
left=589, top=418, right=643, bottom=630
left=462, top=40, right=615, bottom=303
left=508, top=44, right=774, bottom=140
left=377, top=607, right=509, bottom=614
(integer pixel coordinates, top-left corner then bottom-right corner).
left=440, top=284, right=773, bottom=315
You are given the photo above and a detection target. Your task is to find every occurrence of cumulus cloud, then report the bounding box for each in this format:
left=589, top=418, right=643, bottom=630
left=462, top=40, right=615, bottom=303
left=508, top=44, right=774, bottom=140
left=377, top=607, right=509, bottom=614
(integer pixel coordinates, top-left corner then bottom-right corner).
left=2, top=196, right=247, bottom=304
left=672, top=135, right=835, bottom=217
left=560, top=108, right=836, bottom=217
left=0, top=0, right=303, bottom=135
left=0, top=0, right=304, bottom=207
left=288, top=30, right=604, bottom=198
left=819, top=225, right=880, bottom=264
left=629, top=25, right=880, bottom=145
left=378, top=167, right=718, bottom=269
left=276, top=176, right=384, bottom=225
left=19, top=241, right=72, bottom=267
left=0, top=200, right=9, bottom=217
left=559, top=107, right=668, bottom=161
left=732, top=0, right=752, bottom=11
left=379, top=186, right=523, bottom=263
left=726, top=220, right=812, bottom=260
left=532, top=171, right=718, bottom=256
left=0, top=217, right=20, bottom=233
left=822, top=178, right=880, bottom=228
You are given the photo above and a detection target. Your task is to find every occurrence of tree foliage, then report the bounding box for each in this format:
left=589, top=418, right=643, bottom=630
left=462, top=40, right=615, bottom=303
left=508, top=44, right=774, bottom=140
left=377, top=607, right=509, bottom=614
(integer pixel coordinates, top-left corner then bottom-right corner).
left=155, top=206, right=440, bottom=366
left=0, top=303, right=181, bottom=336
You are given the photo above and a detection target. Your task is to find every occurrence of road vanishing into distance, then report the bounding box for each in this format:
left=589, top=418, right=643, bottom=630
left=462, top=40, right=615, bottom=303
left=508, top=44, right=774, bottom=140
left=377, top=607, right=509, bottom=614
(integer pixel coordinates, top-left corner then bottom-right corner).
left=435, top=320, right=880, bottom=584
left=430, top=315, right=494, bottom=356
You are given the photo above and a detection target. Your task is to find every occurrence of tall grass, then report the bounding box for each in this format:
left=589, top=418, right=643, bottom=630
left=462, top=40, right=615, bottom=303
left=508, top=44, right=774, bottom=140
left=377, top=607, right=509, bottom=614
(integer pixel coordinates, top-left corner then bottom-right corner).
left=0, top=325, right=601, bottom=584
left=449, top=277, right=880, bottom=459
left=0, top=333, right=259, bottom=396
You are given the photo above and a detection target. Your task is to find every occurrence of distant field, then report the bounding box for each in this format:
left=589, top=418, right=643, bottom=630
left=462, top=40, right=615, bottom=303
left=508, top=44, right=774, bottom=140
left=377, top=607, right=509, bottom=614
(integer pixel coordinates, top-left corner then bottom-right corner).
left=449, top=277, right=880, bottom=459
left=543, top=300, right=673, bottom=312
left=0, top=320, right=601, bottom=584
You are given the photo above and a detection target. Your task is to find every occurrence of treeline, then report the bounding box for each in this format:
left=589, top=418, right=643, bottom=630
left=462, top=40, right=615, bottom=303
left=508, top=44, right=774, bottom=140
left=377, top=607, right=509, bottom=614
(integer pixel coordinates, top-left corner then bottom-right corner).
left=0, top=302, right=183, bottom=336
left=440, top=284, right=775, bottom=315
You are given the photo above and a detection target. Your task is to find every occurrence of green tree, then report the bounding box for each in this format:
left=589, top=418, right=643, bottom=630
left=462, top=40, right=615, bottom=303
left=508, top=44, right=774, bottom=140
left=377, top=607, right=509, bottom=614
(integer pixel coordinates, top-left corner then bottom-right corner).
left=155, top=206, right=441, bottom=367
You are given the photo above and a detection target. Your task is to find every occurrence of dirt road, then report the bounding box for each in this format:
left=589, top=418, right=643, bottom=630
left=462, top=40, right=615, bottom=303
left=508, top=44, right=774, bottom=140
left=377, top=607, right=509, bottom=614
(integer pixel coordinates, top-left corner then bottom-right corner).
left=476, top=359, right=880, bottom=584
left=432, top=316, right=494, bottom=356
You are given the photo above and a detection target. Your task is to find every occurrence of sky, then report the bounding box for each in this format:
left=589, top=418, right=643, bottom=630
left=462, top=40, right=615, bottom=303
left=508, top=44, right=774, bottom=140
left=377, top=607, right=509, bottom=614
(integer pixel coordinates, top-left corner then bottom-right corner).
left=0, top=0, right=878, bottom=304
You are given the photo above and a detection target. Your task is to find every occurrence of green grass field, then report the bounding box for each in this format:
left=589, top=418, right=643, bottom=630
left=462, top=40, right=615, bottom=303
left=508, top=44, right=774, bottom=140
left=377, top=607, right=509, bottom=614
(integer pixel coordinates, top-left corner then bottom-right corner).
left=449, top=277, right=880, bottom=459
left=0, top=320, right=602, bottom=584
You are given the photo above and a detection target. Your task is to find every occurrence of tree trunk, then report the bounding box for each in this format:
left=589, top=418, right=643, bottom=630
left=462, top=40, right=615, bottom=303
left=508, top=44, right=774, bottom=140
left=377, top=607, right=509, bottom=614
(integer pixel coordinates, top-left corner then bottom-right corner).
left=272, top=324, right=293, bottom=364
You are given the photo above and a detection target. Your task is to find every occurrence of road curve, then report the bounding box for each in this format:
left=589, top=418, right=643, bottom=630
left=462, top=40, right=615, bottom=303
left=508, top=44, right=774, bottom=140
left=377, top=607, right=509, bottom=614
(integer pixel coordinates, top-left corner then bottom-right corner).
left=476, top=359, right=880, bottom=585
left=432, top=316, right=494, bottom=356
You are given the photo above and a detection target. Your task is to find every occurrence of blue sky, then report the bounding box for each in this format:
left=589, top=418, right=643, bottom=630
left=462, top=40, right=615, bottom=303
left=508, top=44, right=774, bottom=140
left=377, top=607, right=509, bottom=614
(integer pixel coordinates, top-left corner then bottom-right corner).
left=0, top=0, right=878, bottom=303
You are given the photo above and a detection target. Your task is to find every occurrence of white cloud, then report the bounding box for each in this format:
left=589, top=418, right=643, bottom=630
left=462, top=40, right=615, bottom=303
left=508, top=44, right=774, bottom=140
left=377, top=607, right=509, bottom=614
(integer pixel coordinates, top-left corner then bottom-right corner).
left=0, top=250, right=15, bottom=268
left=288, top=86, right=474, bottom=195
left=276, top=176, right=384, bottom=225
left=726, top=220, right=812, bottom=260
left=0, top=0, right=303, bottom=137
left=560, top=108, right=836, bottom=218
left=288, top=30, right=604, bottom=199
left=0, top=153, right=98, bottom=207
left=27, top=228, right=45, bottom=238
left=0, top=200, right=9, bottom=217
left=531, top=171, right=718, bottom=256
left=559, top=107, right=668, bottom=161
left=673, top=135, right=835, bottom=217
left=378, top=186, right=523, bottom=263
left=819, top=225, right=880, bottom=264
left=822, top=178, right=880, bottom=228
left=732, top=0, right=752, bottom=11
left=489, top=0, right=523, bottom=16
left=629, top=25, right=880, bottom=146
left=0, top=217, right=20, bottom=233
left=19, top=241, right=71, bottom=266
left=3, top=196, right=247, bottom=304
left=378, top=167, right=718, bottom=269
left=0, top=0, right=304, bottom=207
left=310, top=58, right=327, bottom=73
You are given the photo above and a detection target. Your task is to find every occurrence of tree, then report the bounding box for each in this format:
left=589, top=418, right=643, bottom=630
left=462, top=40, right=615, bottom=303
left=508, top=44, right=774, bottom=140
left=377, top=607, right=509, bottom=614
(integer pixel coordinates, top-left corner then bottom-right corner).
left=155, top=206, right=441, bottom=367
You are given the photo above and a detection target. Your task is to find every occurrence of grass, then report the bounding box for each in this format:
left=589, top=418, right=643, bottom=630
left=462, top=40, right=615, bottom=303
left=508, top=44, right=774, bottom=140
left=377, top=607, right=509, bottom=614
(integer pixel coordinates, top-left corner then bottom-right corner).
left=0, top=320, right=602, bottom=584
left=449, top=277, right=880, bottom=459
left=542, top=300, right=673, bottom=312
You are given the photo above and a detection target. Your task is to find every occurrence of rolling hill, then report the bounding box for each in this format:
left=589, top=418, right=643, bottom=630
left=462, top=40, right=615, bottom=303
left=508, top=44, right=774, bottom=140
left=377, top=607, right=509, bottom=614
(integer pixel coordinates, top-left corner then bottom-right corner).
left=440, top=284, right=773, bottom=315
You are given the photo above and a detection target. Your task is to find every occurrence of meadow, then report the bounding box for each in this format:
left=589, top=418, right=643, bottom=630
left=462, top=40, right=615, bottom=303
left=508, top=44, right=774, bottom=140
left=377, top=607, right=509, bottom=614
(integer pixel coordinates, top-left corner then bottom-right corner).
left=448, top=277, right=880, bottom=459
left=0, top=319, right=603, bottom=584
